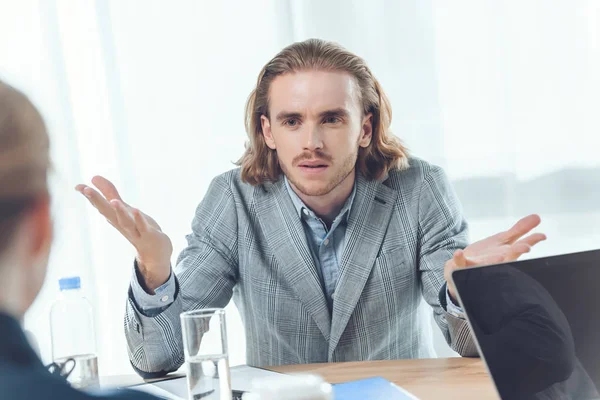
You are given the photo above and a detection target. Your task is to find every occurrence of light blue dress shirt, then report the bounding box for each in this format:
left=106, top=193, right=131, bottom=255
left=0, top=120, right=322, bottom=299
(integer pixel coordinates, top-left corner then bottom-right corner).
left=283, top=177, right=356, bottom=312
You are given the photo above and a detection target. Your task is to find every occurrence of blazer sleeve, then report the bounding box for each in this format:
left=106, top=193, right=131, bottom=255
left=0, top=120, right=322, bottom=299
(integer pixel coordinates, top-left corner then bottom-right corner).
left=124, top=173, right=239, bottom=377
left=417, top=164, right=479, bottom=357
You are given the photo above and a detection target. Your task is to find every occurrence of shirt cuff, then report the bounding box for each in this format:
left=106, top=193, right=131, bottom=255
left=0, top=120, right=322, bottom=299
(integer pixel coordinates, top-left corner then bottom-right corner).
left=446, top=288, right=465, bottom=319
left=130, top=260, right=176, bottom=312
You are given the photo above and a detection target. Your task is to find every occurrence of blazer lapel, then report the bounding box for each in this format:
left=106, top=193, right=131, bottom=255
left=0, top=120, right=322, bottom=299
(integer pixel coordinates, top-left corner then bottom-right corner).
left=329, top=174, right=398, bottom=355
left=255, top=179, right=331, bottom=340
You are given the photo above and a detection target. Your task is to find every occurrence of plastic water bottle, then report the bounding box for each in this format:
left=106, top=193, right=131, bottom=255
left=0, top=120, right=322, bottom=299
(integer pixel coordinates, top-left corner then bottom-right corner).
left=50, top=276, right=99, bottom=388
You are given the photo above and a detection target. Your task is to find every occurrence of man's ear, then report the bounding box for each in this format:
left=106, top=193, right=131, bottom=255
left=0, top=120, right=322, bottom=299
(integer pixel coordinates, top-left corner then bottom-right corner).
left=261, top=115, right=277, bottom=150
left=359, top=113, right=373, bottom=148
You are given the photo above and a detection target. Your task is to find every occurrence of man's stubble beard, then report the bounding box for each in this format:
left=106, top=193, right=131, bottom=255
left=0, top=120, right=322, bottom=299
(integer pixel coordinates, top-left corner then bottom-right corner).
left=281, top=148, right=359, bottom=197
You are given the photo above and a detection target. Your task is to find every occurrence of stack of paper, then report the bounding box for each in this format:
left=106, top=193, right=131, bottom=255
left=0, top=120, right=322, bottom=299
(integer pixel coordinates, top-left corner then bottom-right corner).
left=128, top=365, right=283, bottom=399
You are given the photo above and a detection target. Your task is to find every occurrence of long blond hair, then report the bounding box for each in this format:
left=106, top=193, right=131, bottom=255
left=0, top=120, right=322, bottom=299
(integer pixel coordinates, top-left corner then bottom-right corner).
left=0, top=80, right=50, bottom=254
left=237, top=38, right=409, bottom=185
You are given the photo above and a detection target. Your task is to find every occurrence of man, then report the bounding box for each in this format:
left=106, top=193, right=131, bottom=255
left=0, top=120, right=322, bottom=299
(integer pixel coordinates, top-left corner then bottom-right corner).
left=0, top=80, right=156, bottom=399
left=78, top=39, right=545, bottom=377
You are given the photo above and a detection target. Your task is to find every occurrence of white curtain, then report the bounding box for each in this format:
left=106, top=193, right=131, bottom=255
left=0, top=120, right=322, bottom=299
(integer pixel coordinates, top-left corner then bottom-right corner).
left=1, top=0, right=598, bottom=375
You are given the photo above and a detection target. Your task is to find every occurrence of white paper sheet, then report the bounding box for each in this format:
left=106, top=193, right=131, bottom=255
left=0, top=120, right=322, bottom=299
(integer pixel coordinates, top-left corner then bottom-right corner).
left=129, top=365, right=283, bottom=399
left=128, top=382, right=186, bottom=400
left=229, top=365, right=283, bottom=392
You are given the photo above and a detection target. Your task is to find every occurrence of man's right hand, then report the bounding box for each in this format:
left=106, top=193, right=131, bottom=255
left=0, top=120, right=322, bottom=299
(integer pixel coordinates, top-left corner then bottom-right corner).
left=76, top=176, right=173, bottom=293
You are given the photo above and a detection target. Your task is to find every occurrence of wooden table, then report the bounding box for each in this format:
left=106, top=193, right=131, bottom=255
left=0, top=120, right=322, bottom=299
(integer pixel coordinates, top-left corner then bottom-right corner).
left=102, top=357, right=499, bottom=399
left=267, top=358, right=499, bottom=400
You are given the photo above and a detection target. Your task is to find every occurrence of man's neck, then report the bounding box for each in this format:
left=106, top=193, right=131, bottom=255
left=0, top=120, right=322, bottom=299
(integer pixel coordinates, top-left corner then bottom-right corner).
left=290, top=170, right=355, bottom=226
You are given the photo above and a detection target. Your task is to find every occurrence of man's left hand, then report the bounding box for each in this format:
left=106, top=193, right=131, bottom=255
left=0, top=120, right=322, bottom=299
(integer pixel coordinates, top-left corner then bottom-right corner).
left=445, top=214, right=547, bottom=302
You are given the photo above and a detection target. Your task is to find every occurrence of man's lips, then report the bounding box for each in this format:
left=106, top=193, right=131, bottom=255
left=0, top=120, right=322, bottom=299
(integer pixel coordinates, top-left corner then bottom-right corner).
left=297, top=160, right=329, bottom=168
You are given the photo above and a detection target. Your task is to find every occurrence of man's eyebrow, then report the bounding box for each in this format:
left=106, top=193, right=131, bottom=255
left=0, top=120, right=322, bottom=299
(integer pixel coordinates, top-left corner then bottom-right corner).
left=318, top=108, right=350, bottom=119
left=275, top=111, right=303, bottom=122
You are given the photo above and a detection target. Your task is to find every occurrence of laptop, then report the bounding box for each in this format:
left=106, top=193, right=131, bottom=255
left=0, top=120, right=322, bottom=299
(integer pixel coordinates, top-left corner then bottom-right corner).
left=451, top=249, right=600, bottom=400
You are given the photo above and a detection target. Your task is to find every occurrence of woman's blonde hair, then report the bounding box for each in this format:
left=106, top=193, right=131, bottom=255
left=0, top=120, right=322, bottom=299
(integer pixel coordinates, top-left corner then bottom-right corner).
left=0, top=80, right=50, bottom=254
left=237, top=38, right=408, bottom=185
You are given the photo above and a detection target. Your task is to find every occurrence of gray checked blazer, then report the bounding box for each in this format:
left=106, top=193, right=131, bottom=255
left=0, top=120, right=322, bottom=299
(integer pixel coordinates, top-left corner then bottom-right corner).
left=124, top=157, right=478, bottom=376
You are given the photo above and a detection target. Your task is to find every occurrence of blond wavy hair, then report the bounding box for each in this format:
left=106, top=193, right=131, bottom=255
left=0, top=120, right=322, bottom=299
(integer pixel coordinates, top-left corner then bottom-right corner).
left=237, top=38, right=409, bottom=185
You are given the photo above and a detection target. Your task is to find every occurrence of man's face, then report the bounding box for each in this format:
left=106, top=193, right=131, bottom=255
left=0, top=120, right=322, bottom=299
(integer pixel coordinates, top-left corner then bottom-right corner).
left=261, top=70, right=372, bottom=197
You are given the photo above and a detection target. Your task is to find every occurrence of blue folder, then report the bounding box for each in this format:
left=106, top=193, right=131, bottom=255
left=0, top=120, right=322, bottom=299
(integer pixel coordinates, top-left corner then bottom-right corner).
left=333, top=377, right=417, bottom=400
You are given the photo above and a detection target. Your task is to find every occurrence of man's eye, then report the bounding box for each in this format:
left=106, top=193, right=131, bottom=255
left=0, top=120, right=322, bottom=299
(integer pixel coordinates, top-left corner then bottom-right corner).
left=324, top=117, right=341, bottom=124
left=285, top=119, right=299, bottom=127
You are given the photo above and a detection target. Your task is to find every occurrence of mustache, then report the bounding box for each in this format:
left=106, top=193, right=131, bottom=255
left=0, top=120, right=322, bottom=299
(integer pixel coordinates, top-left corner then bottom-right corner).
left=292, top=151, right=333, bottom=166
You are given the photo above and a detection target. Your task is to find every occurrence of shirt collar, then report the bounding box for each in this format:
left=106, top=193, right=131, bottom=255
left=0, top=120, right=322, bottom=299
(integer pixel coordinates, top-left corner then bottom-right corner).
left=284, top=175, right=356, bottom=223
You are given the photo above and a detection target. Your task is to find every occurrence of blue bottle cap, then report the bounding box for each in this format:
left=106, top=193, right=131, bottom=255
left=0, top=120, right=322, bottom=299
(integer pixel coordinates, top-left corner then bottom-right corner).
left=59, top=276, right=81, bottom=291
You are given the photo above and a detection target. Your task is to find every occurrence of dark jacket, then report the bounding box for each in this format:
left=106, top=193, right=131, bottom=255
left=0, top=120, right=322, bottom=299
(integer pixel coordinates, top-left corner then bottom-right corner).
left=0, top=312, right=156, bottom=399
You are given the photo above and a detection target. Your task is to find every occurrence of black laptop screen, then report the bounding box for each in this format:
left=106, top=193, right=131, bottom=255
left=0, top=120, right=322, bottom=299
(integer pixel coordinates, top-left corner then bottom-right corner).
left=452, top=249, right=600, bottom=400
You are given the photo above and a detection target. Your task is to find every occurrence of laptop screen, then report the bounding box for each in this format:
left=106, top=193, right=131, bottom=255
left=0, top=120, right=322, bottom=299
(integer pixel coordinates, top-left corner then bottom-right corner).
left=452, top=249, right=600, bottom=400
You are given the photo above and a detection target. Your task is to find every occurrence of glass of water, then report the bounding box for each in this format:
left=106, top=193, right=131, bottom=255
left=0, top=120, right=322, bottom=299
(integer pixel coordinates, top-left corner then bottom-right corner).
left=180, top=308, right=231, bottom=400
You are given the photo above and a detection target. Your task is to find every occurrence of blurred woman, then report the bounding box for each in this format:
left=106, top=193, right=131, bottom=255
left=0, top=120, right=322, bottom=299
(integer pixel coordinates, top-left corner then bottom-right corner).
left=0, top=79, right=156, bottom=399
